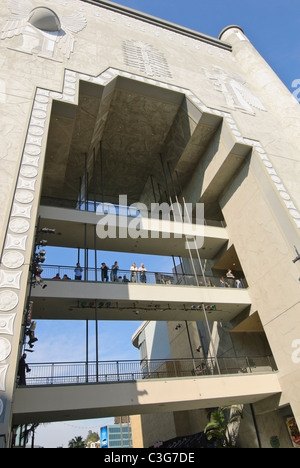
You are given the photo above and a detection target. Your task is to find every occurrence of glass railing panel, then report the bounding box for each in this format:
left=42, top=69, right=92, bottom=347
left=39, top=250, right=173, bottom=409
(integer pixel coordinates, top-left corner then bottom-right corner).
left=40, top=196, right=226, bottom=227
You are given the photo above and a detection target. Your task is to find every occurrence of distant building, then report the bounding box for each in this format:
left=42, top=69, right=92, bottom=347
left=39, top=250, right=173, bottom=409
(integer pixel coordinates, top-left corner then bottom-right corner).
left=87, top=440, right=100, bottom=449
left=100, top=423, right=132, bottom=448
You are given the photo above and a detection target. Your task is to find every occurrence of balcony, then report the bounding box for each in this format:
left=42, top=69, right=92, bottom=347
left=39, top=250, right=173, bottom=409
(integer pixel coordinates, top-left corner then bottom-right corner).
left=36, top=264, right=247, bottom=287
left=12, top=357, right=281, bottom=425
left=30, top=264, right=251, bottom=321
left=38, top=203, right=228, bottom=259
left=20, top=356, right=278, bottom=387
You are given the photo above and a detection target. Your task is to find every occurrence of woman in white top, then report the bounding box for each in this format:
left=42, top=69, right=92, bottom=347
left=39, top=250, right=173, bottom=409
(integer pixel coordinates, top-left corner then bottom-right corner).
left=130, top=262, right=138, bottom=282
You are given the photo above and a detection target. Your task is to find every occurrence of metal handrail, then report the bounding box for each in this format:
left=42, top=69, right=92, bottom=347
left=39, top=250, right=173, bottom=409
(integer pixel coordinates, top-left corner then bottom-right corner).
left=40, top=196, right=227, bottom=228
left=21, top=356, right=277, bottom=387
left=36, top=264, right=248, bottom=288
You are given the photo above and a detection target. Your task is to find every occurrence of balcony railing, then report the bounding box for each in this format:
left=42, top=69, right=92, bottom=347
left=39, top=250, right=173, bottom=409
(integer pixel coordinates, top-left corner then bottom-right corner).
left=37, top=265, right=247, bottom=288
left=21, top=356, right=277, bottom=387
left=40, top=196, right=226, bottom=228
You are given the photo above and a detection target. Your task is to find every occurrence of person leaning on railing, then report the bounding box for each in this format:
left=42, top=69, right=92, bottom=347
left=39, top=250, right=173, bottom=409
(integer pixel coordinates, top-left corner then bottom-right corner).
left=111, top=261, right=119, bottom=281
left=130, top=263, right=138, bottom=283
left=101, top=262, right=109, bottom=282
left=139, top=263, right=147, bottom=283
left=74, top=263, right=83, bottom=280
left=220, top=277, right=229, bottom=287
left=226, top=269, right=235, bottom=287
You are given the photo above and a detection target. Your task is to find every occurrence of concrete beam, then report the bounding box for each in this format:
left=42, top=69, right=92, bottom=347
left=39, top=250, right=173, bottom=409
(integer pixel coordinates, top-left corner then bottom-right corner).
left=12, top=373, right=281, bottom=425
left=38, top=206, right=228, bottom=258
left=30, top=281, right=251, bottom=321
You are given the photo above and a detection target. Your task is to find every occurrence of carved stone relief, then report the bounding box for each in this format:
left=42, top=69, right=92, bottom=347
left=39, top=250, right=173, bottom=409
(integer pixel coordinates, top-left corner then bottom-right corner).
left=0, top=314, right=16, bottom=336
left=0, top=338, right=11, bottom=362
left=123, top=40, right=173, bottom=79
left=0, top=291, right=19, bottom=312
left=203, top=65, right=266, bottom=115
left=1, top=0, right=87, bottom=61
left=97, top=4, right=233, bottom=62
left=0, top=86, right=51, bottom=422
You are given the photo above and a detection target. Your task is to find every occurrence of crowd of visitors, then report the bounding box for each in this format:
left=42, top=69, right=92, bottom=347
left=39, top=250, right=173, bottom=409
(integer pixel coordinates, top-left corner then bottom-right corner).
left=50, top=261, right=148, bottom=283
left=219, top=269, right=243, bottom=288
left=48, top=263, right=243, bottom=287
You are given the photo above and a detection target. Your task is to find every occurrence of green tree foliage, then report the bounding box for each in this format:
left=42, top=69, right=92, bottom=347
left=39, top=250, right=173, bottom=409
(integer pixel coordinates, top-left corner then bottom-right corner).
left=68, top=435, right=86, bottom=449
left=85, top=430, right=100, bottom=445
left=204, top=406, right=243, bottom=448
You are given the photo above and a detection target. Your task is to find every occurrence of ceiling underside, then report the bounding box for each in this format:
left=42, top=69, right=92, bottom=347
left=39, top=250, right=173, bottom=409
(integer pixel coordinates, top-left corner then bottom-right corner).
left=31, top=294, right=250, bottom=322
left=42, top=76, right=221, bottom=210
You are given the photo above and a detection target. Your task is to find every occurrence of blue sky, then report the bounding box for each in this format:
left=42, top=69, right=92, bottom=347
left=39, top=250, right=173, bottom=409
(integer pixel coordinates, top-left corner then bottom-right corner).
left=33, top=0, right=300, bottom=448
left=113, top=0, right=300, bottom=92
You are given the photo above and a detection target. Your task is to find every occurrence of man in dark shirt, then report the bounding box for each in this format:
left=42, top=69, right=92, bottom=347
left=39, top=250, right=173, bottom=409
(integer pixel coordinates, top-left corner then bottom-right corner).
left=17, top=353, right=31, bottom=386
left=101, top=263, right=109, bottom=282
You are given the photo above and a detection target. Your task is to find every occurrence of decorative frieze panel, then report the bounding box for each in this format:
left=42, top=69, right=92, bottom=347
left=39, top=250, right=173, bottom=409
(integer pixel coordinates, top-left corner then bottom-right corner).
left=244, top=139, right=300, bottom=229
left=123, top=40, right=173, bottom=79
left=0, top=271, right=22, bottom=290
left=11, top=204, right=33, bottom=219
left=1, top=0, right=87, bottom=61
left=0, top=314, right=16, bottom=336
left=0, top=291, right=19, bottom=312
left=5, top=234, right=28, bottom=251
left=0, top=87, right=51, bottom=422
left=8, top=218, right=30, bottom=235
left=0, top=338, right=11, bottom=362
left=2, top=251, right=25, bottom=270
left=203, top=65, right=266, bottom=115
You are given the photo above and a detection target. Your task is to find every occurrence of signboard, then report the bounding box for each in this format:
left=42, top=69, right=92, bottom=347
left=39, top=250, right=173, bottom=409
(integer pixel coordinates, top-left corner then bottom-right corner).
left=286, top=418, right=300, bottom=447
left=100, top=426, right=108, bottom=448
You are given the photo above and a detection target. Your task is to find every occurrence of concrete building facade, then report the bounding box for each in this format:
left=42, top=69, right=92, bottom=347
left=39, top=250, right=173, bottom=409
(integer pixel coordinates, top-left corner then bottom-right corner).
left=0, top=0, right=299, bottom=448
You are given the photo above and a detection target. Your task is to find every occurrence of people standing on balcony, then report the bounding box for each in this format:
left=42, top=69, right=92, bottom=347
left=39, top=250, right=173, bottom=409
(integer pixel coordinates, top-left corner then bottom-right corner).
left=52, top=273, right=61, bottom=280
left=101, top=262, right=109, bottom=282
left=62, top=274, right=71, bottom=280
left=139, top=263, right=147, bottom=283
left=17, top=353, right=31, bottom=386
left=111, top=261, right=119, bottom=282
left=26, top=321, right=38, bottom=349
left=32, top=268, right=47, bottom=289
left=226, top=269, right=235, bottom=287
left=74, top=263, right=83, bottom=280
left=130, top=262, right=138, bottom=283
left=220, top=277, right=229, bottom=287
left=235, top=278, right=243, bottom=288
